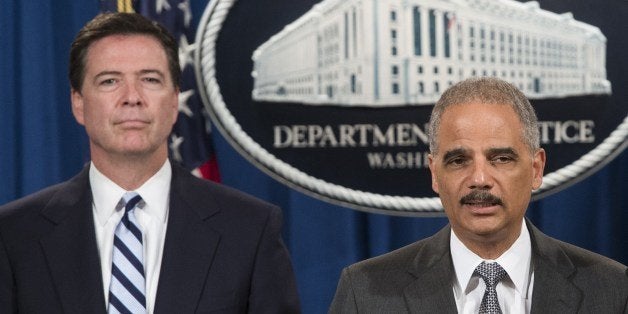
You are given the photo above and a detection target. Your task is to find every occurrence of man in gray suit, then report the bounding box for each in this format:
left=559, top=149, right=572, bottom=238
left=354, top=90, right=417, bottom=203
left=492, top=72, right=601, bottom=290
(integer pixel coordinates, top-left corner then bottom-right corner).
left=329, top=77, right=628, bottom=313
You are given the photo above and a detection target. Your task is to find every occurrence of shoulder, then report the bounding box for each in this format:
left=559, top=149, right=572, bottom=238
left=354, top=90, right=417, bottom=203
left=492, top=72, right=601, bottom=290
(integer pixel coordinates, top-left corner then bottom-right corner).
left=0, top=168, right=88, bottom=223
left=0, top=184, right=60, bottom=218
left=333, top=240, right=426, bottom=307
left=332, top=228, right=451, bottom=311
left=170, top=164, right=280, bottom=222
left=343, top=228, right=449, bottom=282
left=547, top=236, right=627, bottom=278
left=347, top=240, right=427, bottom=275
left=530, top=223, right=627, bottom=276
left=531, top=225, right=628, bottom=296
left=0, top=169, right=90, bottom=245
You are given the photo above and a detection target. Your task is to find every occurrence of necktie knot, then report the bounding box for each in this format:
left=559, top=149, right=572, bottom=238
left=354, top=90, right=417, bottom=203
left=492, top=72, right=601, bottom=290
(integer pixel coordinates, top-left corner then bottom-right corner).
left=118, top=193, right=144, bottom=232
left=121, top=192, right=143, bottom=214
left=474, top=261, right=507, bottom=287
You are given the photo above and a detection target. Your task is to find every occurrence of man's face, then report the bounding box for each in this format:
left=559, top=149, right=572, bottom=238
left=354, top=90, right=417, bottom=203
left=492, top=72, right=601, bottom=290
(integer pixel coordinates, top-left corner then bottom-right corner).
left=71, top=34, right=178, bottom=161
left=428, top=102, right=545, bottom=245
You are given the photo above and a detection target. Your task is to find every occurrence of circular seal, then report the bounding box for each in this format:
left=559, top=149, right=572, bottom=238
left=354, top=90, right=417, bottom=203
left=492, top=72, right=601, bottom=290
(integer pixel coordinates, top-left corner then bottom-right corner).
left=195, top=0, right=628, bottom=216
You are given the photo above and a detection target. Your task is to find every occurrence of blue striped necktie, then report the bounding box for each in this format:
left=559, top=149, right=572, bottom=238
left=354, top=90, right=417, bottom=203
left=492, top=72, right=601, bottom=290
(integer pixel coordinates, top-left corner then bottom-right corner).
left=108, top=192, right=146, bottom=314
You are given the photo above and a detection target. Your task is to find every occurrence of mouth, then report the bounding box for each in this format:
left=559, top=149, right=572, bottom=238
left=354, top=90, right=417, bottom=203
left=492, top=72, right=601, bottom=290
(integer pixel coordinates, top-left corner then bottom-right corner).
left=115, top=119, right=149, bottom=128
left=464, top=203, right=501, bottom=215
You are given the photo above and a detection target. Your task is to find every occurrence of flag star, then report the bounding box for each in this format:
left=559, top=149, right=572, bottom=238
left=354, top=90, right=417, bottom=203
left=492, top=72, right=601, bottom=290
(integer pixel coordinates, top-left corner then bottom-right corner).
left=156, top=0, right=171, bottom=14
left=178, top=89, right=195, bottom=117
left=169, top=134, right=184, bottom=162
left=179, top=35, right=195, bottom=71
left=178, top=0, right=193, bottom=28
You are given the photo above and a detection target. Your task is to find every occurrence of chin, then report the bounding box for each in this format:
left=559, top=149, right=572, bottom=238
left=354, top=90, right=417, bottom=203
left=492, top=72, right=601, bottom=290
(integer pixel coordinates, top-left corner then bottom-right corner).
left=471, top=227, right=500, bottom=237
left=467, top=217, right=503, bottom=234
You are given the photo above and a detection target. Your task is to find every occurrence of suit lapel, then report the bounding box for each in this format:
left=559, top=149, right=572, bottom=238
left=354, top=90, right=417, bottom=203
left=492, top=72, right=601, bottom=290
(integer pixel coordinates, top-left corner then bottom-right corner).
left=527, top=221, right=582, bottom=313
left=39, top=167, right=106, bottom=314
left=154, top=166, right=221, bottom=314
left=403, top=226, right=458, bottom=314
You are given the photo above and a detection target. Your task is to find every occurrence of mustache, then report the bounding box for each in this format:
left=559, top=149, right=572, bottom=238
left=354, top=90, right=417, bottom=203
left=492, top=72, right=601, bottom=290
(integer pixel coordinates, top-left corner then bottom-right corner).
left=460, top=190, right=504, bottom=206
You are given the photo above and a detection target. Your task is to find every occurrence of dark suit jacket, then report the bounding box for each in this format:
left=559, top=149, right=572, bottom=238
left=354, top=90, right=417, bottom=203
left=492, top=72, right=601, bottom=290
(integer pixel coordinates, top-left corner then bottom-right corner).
left=329, top=220, right=628, bottom=313
left=0, top=164, right=300, bottom=313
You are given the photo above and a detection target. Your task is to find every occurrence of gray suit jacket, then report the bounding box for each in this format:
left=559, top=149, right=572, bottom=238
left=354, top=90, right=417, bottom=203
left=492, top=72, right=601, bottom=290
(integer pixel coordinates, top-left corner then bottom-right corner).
left=329, top=220, right=628, bottom=313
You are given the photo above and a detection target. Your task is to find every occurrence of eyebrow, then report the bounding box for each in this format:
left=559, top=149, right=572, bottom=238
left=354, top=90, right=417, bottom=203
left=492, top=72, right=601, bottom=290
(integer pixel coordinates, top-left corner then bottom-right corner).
left=441, top=147, right=519, bottom=161
left=94, top=69, right=165, bottom=77
left=137, top=69, right=166, bottom=78
left=93, top=70, right=121, bottom=81
left=486, top=147, right=518, bottom=157
left=93, top=69, right=166, bottom=81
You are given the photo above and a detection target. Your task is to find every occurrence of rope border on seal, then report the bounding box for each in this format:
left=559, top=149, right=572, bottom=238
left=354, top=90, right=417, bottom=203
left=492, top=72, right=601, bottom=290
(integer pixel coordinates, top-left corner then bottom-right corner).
left=537, top=115, right=628, bottom=193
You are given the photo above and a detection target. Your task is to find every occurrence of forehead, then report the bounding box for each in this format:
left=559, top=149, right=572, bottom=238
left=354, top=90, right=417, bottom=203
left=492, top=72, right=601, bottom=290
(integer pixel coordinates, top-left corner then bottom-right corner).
left=438, top=102, right=525, bottom=149
left=84, top=34, right=168, bottom=70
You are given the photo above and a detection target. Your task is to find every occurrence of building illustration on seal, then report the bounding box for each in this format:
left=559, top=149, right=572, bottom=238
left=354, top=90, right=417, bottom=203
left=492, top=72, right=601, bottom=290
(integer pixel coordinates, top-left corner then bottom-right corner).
left=251, top=0, right=611, bottom=106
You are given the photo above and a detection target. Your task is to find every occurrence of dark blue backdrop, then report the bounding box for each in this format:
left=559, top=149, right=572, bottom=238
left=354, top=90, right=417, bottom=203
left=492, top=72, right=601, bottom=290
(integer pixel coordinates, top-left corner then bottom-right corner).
left=1, top=1, right=626, bottom=313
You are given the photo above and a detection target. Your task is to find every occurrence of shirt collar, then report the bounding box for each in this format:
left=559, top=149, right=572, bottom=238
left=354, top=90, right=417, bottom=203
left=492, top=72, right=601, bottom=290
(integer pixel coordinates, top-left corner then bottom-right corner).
left=90, top=160, right=172, bottom=226
left=495, top=220, right=532, bottom=296
left=450, top=219, right=532, bottom=296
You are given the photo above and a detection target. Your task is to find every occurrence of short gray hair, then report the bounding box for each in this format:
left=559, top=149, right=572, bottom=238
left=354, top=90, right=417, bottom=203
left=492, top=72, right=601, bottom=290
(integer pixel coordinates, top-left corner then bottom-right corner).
left=428, top=77, right=540, bottom=154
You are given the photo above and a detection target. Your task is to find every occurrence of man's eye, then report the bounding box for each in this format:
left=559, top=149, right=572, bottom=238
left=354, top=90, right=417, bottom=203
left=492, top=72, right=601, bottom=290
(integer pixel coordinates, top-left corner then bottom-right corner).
left=143, top=77, right=161, bottom=84
left=492, top=156, right=513, bottom=164
left=447, top=157, right=467, bottom=167
left=100, top=78, right=117, bottom=85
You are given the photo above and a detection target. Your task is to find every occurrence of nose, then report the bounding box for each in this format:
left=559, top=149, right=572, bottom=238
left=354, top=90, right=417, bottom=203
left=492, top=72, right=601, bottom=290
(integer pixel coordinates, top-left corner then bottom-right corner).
left=122, top=81, right=142, bottom=106
left=468, top=160, right=493, bottom=190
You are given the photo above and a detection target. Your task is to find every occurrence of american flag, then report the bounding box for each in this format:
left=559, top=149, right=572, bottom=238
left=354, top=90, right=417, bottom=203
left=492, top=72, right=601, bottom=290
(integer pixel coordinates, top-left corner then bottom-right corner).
left=100, top=0, right=221, bottom=182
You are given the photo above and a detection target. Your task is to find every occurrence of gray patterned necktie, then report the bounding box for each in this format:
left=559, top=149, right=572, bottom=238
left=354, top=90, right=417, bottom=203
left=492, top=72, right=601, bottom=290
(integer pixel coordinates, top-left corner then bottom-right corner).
left=474, top=261, right=507, bottom=314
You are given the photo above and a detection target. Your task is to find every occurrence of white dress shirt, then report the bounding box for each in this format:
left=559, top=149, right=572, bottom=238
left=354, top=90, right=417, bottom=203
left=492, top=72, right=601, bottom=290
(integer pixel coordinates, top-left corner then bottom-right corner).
left=451, top=220, right=535, bottom=314
left=90, top=160, right=171, bottom=314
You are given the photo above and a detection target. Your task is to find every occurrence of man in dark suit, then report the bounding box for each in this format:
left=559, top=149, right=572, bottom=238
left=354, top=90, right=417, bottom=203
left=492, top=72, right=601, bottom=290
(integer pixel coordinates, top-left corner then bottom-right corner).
left=0, top=13, right=299, bottom=313
left=329, top=78, right=628, bottom=313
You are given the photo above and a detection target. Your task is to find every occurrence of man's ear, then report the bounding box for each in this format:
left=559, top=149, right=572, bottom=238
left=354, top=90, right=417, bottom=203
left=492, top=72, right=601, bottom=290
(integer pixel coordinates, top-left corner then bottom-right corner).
left=171, top=87, right=180, bottom=125
left=532, top=148, right=546, bottom=190
left=70, top=89, right=85, bottom=126
left=428, top=153, right=439, bottom=194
